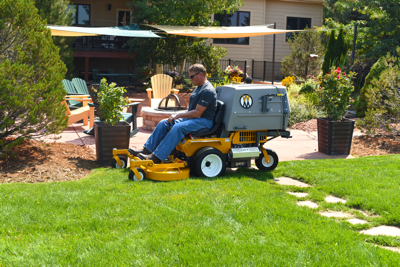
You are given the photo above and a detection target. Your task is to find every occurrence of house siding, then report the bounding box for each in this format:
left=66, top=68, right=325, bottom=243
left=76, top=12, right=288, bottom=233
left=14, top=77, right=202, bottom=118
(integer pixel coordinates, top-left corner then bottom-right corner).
left=71, top=0, right=131, bottom=27
left=214, top=0, right=323, bottom=62
left=264, top=0, right=323, bottom=62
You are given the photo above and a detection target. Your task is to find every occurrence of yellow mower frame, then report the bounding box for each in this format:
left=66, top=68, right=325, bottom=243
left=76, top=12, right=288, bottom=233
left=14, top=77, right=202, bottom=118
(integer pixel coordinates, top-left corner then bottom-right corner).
left=112, top=130, right=274, bottom=182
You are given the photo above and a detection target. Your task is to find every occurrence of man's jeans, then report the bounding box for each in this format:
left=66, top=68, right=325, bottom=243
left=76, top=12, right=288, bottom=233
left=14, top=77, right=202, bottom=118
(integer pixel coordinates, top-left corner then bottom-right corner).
left=144, top=118, right=213, bottom=161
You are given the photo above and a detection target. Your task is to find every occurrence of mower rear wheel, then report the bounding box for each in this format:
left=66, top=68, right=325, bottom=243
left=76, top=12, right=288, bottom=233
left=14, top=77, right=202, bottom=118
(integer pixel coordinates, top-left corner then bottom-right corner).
left=111, top=156, right=127, bottom=169
left=191, top=147, right=226, bottom=178
left=129, top=168, right=146, bottom=181
left=256, top=149, right=278, bottom=171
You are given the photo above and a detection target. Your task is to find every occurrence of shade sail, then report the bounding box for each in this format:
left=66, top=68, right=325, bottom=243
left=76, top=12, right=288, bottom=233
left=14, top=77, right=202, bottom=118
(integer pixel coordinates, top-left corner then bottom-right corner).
left=147, top=25, right=305, bottom=38
left=48, top=24, right=161, bottom=38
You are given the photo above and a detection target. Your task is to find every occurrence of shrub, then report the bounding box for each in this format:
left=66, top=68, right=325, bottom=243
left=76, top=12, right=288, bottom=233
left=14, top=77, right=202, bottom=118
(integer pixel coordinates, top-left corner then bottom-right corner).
left=95, top=78, right=129, bottom=126
left=357, top=48, right=400, bottom=135
left=299, top=76, right=319, bottom=94
left=287, top=83, right=322, bottom=126
left=321, top=30, right=336, bottom=75
left=354, top=55, right=392, bottom=117
left=281, top=29, right=324, bottom=78
left=0, top=0, right=68, bottom=156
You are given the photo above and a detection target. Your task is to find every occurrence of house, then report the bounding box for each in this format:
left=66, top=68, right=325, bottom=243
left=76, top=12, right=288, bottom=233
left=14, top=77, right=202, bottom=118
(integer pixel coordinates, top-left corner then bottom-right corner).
left=68, top=0, right=323, bottom=82
left=212, top=0, right=324, bottom=80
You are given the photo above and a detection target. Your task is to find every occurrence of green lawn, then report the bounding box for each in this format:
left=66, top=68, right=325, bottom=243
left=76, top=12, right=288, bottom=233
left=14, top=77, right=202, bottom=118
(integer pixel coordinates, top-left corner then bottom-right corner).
left=1, top=155, right=400, bottom=265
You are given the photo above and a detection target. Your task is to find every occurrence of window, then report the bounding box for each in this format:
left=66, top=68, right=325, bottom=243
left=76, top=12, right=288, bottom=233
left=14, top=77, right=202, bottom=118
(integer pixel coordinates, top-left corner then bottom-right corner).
left=214, top=11, right=250, bottom=45
left=70, top=4, right=90, bottom=26
left=286, top=17, right=311, bottom=41
left=118, top=11, right=131, bottom=26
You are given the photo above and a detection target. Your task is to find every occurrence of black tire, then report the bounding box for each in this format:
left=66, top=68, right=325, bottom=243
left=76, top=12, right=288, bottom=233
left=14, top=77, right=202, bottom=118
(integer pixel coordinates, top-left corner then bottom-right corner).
left=129, top=168, right=146, bottom=181
left=191, top=147, right=226, bottom=178
left=111, top=156, right=127, bottom=169
left=256, top=149, right=279, bottom=171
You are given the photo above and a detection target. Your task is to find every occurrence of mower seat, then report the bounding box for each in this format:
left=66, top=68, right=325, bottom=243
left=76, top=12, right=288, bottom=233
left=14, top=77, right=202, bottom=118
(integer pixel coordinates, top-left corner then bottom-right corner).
left=187, top=100, right=225, bottom=137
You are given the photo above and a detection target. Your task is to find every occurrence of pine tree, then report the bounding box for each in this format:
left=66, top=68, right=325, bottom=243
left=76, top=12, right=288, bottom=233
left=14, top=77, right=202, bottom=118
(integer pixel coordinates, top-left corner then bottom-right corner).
left=322, top=30, right=336, bottom=74
left=35, top=0, right=75, bottom=79
left=332, top=29, right=347, bottom=66
left=0, top=0, right=68, bottom=155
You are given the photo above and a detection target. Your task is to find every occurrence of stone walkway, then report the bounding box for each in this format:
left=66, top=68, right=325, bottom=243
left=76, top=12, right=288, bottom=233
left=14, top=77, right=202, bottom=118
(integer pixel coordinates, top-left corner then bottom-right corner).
left=274, top=176, right=400, bottom=254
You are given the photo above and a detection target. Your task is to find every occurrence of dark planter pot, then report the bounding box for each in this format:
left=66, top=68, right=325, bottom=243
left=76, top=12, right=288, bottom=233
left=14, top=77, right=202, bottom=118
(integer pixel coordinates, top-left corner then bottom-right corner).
left=95, top=121, right=130, bottom=166
left=317, top=117, right=355, bottom=155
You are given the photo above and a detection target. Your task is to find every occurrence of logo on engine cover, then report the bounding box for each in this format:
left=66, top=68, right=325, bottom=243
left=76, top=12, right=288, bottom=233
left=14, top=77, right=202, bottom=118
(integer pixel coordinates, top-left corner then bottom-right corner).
left=239, top=94, right=253, bottom=109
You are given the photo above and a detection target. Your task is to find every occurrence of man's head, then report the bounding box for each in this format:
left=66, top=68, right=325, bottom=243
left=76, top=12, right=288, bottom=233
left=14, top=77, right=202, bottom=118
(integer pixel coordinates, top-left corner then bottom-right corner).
left=189, top=64, right=207, bottom=87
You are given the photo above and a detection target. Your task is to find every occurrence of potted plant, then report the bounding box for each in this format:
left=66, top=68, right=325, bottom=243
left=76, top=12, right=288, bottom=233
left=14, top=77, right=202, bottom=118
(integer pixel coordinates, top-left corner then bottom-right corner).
left=94, top=78, right=131, bottom=165
left=224, top=65, right=244, bottom=83
left=316, top=67, right=356, bottom=155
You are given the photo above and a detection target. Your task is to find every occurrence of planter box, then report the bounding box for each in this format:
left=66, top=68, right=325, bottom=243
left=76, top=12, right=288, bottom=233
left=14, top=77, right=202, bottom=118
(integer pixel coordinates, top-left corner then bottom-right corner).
left=317, top=118, right=355, bottom=155
left=95, top=121, right=130, bottom=166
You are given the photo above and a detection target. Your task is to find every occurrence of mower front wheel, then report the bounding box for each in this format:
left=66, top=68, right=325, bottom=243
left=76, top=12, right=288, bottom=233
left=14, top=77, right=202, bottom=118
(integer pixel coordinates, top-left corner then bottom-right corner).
left=129, top=168, right=146, bottom=181
left=191, top=147, right=226, bottom=178
left=256, top=149, right=278, bottom=171
left=111, top=156, right=127, bottom=169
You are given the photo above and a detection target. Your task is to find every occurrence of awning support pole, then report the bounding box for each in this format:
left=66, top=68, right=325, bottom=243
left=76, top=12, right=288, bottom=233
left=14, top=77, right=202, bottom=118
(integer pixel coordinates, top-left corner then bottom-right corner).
left=272, top=22, right=276, bottom=84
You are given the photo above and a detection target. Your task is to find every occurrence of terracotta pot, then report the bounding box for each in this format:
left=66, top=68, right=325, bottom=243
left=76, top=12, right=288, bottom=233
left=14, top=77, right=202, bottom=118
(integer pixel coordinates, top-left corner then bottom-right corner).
left=317, top=117, right=355, bottom=155
left=230, top=73, right=239, bottom=77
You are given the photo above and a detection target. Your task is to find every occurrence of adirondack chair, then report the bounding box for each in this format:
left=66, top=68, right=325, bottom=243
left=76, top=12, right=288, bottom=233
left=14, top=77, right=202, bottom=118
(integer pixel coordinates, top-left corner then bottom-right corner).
left=63, top=95, right=95, bottom=128
left=63, top=79, right=82, bottom=109
left=147, top=74, right=174, bottom=108
left=72, top=78, right=90, bottom=95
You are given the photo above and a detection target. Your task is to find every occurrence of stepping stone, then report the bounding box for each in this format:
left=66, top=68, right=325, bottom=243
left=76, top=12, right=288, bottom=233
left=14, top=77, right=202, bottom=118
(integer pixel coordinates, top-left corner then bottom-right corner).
left=297, top=201, right=318, bottom=209
left=274, top=177, right=312, bottom=187
left=320, top=211, right=352, bottom=218
left=347, top=218, right=368, bottom=225
left=325, top=195, right=346, bottom=203
left=360, top=226, right=400, bottom=237
left=288, top=192, right=309, bottom=198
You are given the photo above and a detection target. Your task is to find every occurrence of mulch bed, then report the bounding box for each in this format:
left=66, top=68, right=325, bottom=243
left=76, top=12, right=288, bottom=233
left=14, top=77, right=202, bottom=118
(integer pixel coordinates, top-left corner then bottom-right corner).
left=1, top=119, right=399, bottom=184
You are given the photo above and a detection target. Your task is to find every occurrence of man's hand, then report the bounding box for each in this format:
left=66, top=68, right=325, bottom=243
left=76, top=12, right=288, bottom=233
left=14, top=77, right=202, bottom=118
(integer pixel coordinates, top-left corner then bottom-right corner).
left=168, top=113, right=178, bottom=123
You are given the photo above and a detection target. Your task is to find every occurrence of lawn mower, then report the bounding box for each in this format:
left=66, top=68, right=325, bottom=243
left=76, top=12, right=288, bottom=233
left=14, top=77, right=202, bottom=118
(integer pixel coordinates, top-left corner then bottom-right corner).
left=111, top=84, right=291, bottom=181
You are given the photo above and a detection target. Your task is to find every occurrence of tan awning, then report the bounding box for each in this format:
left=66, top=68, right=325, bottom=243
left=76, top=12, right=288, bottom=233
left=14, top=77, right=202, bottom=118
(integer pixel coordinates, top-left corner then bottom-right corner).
left=147, top=25, right=305, bottom=38
left=48, top=25, right=161, bottom=38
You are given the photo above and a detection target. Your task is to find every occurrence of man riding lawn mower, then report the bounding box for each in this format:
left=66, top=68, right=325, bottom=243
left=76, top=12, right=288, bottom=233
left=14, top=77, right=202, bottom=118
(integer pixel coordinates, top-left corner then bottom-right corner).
left=112, top=83, right=291, bottom=182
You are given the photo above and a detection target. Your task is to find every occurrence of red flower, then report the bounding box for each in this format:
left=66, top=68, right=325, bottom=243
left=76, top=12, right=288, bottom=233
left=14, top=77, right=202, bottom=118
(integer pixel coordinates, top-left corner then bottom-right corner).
left=343, top=72, right=346, bottom=76
left=337, top=75, right=340, bottom=79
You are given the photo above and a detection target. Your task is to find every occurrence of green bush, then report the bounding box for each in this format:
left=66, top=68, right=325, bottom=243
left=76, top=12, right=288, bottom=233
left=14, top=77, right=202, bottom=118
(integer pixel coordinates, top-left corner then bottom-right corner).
left=354, top=55, right=392, bottom=117
left=288, top=83, right=322, bottom=126
left=322, top=30, right=336, bottom=75
left=357, top=48, right=400, bottom=135
left=299, top=77, right=319, bottom=95
left=0, top=0, right=68, bottom=156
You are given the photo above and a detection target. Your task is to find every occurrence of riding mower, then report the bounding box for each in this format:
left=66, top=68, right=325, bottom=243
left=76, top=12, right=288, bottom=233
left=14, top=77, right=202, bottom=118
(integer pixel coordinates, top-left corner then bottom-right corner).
left=111, top=84, right=291, bottom=181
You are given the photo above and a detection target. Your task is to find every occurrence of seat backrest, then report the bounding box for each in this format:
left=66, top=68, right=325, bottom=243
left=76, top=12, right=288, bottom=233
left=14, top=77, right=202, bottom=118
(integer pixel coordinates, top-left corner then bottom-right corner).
left=72, top=78, right=89, bottom=95
left=151, top=74, right=173, bottom=99
left=62, top=79, right=80, bottom=106
left=213, top=100, right=225, bottom=126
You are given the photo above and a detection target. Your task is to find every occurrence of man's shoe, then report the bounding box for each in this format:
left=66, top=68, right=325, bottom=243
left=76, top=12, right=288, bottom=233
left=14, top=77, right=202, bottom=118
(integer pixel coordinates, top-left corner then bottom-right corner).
left=137, top=153, right=162, bottom=164
left=128, top=147, right=151, bottom=156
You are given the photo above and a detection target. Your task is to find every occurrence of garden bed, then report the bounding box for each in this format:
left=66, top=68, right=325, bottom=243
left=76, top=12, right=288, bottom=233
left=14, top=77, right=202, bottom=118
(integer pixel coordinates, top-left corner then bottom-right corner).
left=1, top=119, right=400, bottom=183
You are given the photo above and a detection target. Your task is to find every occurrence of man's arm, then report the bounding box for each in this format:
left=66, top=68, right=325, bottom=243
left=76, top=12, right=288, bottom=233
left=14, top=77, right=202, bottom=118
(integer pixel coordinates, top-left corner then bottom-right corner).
left=168, top=104, right=206, bottom=122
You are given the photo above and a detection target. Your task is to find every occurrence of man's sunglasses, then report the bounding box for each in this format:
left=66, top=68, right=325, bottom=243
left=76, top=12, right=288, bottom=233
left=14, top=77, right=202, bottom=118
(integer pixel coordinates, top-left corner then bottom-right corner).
left=190, top=72, right=201, bottom=79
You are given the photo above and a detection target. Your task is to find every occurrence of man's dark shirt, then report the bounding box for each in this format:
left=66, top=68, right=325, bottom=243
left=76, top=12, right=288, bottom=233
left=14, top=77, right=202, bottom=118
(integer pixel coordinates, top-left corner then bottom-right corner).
left=188, top=81, right=217, bottom=121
